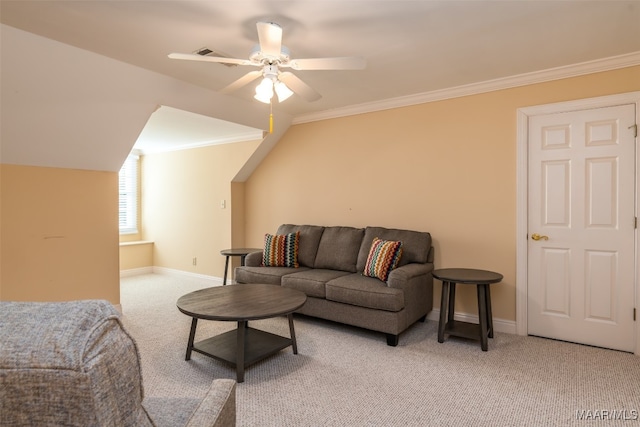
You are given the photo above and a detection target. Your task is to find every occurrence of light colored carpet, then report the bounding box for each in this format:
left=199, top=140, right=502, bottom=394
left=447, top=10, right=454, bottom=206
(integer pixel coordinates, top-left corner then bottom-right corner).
left=120, top=274, right=640, bottom=427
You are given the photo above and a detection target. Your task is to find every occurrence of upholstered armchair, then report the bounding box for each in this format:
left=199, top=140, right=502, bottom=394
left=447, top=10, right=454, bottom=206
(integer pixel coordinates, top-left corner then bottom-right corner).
left=0, top=300, right=236, bottom=427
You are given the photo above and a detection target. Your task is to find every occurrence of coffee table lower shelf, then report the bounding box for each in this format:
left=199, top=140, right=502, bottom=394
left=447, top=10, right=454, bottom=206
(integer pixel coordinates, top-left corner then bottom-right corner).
left=191, top=327, right=293, bottom=380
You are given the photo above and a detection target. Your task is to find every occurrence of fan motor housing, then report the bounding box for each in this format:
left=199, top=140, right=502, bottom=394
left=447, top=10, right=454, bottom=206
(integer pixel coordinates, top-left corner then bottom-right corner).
left=250, top=44, right=290, bottom=64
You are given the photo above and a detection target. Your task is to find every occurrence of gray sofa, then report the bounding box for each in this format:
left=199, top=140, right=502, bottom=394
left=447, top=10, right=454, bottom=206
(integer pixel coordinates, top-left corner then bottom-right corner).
left=235, top=224, right=434, bottom=346
left=0, top=300, right=236, bottom=427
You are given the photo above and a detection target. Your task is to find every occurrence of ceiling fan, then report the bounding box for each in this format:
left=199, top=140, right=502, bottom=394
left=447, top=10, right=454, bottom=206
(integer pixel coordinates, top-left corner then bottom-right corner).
left=168, top=21, right=366, bottom=104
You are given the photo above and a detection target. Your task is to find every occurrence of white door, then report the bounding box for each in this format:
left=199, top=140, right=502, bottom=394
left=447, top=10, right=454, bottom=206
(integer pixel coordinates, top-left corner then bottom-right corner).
left=527, top=104, right=636, bottom=352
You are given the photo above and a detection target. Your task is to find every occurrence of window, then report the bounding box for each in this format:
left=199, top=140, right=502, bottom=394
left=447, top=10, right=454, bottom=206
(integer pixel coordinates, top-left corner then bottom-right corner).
left=119, top=154, right=139, bottom=234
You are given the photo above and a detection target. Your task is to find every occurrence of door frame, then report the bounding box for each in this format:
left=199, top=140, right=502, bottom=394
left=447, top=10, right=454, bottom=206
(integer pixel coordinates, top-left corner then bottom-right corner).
left=515, top=91, right=640, bottom=355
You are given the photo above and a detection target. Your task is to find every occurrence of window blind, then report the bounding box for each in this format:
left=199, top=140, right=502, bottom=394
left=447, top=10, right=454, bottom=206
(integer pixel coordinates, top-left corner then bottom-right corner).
left=119, top=154, right=138, bottom=234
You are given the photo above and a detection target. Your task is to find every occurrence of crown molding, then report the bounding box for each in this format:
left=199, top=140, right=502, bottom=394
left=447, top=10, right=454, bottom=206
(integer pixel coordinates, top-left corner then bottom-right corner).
left=292, top=51, right=640, bottom=125
left=136, top=130, right=263, bottom=155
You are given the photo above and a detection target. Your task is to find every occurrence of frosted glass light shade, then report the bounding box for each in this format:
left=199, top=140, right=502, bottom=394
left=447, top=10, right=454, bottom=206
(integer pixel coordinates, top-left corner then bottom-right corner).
left=254, top=78, right=274, bottom=103
left=274, top=81, right=293, bottom=102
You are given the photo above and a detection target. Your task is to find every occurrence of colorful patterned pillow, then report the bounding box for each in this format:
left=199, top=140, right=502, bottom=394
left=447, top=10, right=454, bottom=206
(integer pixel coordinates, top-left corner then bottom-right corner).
left=262, top=232, right=300, bottom=267
left=363, top=237, right=403, bottom=281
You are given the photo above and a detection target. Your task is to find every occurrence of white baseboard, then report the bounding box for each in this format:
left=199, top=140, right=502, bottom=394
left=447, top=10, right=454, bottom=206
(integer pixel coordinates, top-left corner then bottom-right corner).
left=427, top=309, right=516, bottom=335
left=120, top=267, right=154, bottom=277
left=151, top=266, right=225, bottom=285
left=119, top=265, right=232, bottom=284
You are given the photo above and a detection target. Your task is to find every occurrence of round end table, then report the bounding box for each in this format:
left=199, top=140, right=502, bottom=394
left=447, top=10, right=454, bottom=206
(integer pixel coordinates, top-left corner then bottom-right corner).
left=220, top=248, right=262, bottom=285
left=433, top=268, right=503, bottom=351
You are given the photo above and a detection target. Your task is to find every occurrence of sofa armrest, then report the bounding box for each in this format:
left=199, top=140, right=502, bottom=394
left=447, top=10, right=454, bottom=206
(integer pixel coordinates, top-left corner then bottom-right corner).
left=387, top=263, right=434, bottom=323
left=185, top=379, right=236, bottom=427
left=386, top=263, right=433, bottom=288
left=244, top=250, right=263, bottom=267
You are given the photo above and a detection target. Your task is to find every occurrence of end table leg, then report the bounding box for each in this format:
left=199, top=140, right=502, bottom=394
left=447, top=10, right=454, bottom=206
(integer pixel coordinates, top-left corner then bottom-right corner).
left=477, top=284, right=488, bottom=351
left=438, top=281, right=449, bottom=343
left=447, top=283, right=456, bottom=323
left=485, top=285, right=494, bottom=338
left=288, top=314, right=298, bottom=354
left=236, top=320, right=246, bottom=383
left=186, top=318, right=198, bottom=361
left=223, top=256, right=230, bottom=285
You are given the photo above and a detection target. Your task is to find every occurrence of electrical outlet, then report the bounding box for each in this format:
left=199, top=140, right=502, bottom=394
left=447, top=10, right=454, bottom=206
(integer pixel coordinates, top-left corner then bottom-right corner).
left=192, top=257, right=197, bottom=266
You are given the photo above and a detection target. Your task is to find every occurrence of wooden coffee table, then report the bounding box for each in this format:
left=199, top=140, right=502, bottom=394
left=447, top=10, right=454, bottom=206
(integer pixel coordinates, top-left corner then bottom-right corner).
left=176, top=284, right=306, bottom=382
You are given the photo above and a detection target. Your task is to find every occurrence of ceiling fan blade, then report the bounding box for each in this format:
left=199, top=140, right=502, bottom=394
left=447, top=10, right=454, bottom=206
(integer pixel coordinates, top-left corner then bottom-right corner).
left=256, top=22, right=282, bottom=58
left=168, top=53, right=253, bottom=66
left=279, top=72, right=321, bottom=102
left=287, top=56, right=366, bottom=71
left=220, top=71, right=263, bottom=94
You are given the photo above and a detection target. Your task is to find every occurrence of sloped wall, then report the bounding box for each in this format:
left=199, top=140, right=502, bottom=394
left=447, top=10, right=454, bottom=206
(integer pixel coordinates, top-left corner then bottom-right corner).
left=1, top=24, right=273, bottom=172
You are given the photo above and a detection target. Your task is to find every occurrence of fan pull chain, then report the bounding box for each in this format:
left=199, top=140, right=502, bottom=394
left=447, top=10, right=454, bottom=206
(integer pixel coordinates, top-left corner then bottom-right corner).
left=269, top=101, right=274, bottom=133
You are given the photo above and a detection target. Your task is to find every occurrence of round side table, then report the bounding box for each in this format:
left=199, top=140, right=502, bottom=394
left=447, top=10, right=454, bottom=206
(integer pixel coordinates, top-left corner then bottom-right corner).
left=433, top=268, right=503, bottom=351
left=220, top=248, right=261, bottom=285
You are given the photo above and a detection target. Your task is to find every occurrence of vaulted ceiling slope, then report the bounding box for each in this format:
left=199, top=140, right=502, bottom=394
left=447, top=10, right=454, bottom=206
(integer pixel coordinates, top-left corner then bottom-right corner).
left=2, top=1, right=639, bottom=120
left=0, top=24, right=281, bottom=172
left=2, top=2, right=639, bottom=172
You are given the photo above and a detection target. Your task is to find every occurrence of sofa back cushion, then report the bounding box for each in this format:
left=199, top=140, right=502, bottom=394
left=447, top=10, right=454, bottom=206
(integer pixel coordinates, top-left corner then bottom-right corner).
left=0, top=300, right=153, bottom=427
left=314, top=226, right=365, bottom=272
left=356, top=227, right=432, bottom=271
left=277, top=224, right=325, bottom=268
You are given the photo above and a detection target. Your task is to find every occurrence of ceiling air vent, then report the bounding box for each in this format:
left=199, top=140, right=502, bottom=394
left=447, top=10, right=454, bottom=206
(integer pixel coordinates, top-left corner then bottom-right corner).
left=194, top=47, right=237, bottom=67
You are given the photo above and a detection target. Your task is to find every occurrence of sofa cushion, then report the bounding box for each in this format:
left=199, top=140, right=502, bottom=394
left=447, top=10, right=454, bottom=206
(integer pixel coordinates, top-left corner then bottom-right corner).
left=0, top=300, right=154, bottom=427
left=277, top=224, right=325, bottom=268
left=263, top=231, right=299, bottom=267
left=356, top=227, right=432, bottom=271
left=313, top=226, right=364, bottom=272
left=235, top=266, right=309, bottom=285
left=282, top=269, right=352, bottom=298
left=363, top=237, right=403, bottom=281
left=325, top=274, right=404, bottom=312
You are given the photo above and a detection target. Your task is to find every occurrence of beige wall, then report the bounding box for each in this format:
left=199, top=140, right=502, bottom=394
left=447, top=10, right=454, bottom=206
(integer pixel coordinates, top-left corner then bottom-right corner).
left=230, top=181, right=247, bottom=249
left=119, top=242, right=153, bottom=271
left=244, top=66, right=640, bottom=322
left=0, top=164, right=120, bottom=304
left=142, top=140, right=260, bottom=277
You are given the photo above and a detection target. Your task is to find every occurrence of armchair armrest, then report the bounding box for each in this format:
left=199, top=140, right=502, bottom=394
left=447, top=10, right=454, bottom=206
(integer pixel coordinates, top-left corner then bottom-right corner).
left=185, top=379, right=236, bottom=427
left=244, top=250, right=263, bottom=267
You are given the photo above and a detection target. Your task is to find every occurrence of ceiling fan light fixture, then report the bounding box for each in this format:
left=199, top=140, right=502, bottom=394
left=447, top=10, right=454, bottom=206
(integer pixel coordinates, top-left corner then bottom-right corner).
left=254, top=77, right=274, bottom=103
left=274, top=80, right=293, bottom=102
left=254, top=91, right=272, bottom=104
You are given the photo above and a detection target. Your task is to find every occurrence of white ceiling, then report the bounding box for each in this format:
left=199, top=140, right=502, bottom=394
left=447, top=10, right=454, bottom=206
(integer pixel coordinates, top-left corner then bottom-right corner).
left=2, top=1, right=639, bottom=151
left=133, top=106, right=264, bottom=154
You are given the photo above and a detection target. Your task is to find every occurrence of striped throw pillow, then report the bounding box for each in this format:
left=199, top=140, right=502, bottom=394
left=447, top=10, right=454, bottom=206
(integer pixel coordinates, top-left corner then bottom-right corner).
left=363, top=237, right=403, bottom=281
left=262, top=232, right=300, bottom=268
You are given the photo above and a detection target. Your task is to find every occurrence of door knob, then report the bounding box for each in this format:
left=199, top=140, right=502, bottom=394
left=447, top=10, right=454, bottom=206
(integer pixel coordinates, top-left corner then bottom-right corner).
left=531, top=233, right=549, bottom=241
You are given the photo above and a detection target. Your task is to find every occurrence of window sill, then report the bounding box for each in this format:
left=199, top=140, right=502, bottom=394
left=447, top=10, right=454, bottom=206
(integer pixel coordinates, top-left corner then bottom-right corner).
left=119, top=241, right=154, bottom=247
